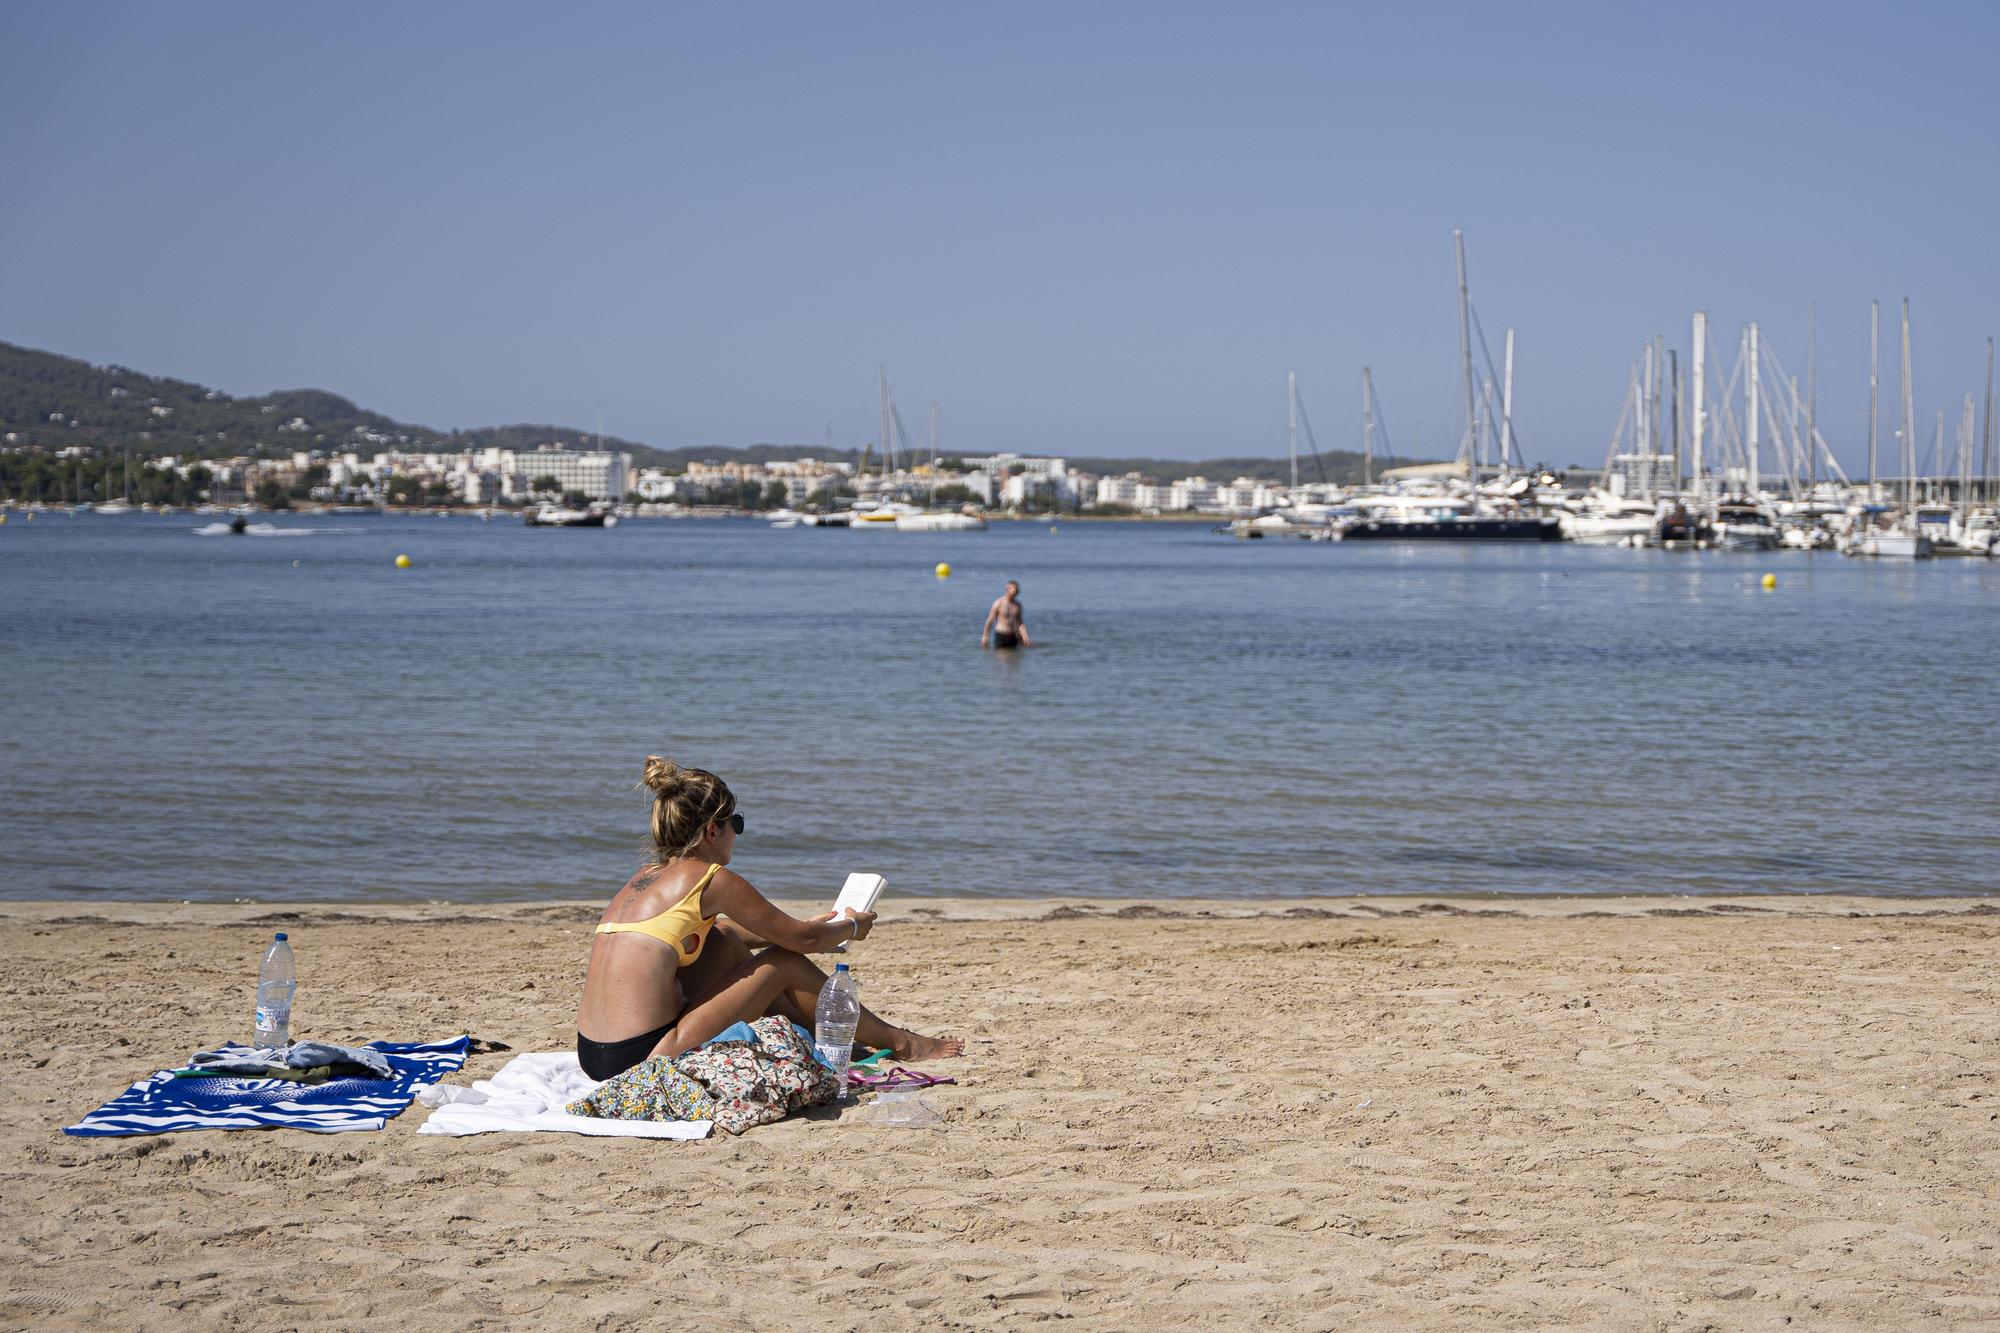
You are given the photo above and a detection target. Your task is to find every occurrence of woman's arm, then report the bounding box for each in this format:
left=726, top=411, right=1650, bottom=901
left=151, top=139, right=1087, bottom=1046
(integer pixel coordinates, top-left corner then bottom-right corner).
left=703, top=867, right=873, bottom=953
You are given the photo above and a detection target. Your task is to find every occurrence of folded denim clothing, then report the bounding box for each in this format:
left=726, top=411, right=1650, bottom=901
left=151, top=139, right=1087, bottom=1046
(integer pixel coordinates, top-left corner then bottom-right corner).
left=183, top=1041, right=394, bottom=1080
left=172, top=1064, right=333, bottom=1083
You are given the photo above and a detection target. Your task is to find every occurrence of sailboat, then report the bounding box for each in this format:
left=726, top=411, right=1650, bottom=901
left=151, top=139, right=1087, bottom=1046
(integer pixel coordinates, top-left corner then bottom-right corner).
left=851, top=369, right=986, bottom=532
left=1843, top=299, right=1932, bottom=558
left=1334, top=233, right=1559, bottom=542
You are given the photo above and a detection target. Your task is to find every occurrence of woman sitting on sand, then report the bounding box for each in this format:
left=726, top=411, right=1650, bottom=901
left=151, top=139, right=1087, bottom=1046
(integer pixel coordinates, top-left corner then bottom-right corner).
left=575, top=757, right=964, bottom=1082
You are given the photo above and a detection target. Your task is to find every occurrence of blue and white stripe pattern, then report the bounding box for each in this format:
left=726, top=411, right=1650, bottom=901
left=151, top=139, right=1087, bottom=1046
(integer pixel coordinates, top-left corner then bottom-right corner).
left=64, top=1037, right=471, bottom=1137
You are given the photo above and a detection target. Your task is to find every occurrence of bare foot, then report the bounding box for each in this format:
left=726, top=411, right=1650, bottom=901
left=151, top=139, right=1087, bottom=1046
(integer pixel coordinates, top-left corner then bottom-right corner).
left=890, top=1029, right=964, bottom=1061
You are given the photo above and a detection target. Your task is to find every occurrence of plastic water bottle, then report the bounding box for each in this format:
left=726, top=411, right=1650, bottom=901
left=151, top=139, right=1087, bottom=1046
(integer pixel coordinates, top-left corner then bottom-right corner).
left=814, top=963, right=860, bottom=1099
left=254, top=932, right=296, bottom=1048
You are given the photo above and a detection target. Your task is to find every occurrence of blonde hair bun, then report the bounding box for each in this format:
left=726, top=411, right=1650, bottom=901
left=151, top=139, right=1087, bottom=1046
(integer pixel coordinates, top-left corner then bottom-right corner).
left=641, top=755, right=685, bottom=796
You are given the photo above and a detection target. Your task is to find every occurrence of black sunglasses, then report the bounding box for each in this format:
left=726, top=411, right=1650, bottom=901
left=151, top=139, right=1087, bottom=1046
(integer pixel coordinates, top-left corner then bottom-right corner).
left=720, top=812, right=744, bottom=835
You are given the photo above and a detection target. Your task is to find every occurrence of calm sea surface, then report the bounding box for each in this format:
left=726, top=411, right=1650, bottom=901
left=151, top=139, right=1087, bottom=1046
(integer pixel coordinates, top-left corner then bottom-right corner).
left=1, top=512, right=1994, bottom=902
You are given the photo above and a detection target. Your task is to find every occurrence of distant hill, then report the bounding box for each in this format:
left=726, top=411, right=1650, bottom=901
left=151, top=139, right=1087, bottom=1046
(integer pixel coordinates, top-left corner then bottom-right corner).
left=0, top=340, right=668, bottom=465
left=0, top=340, right=1413, bottom=484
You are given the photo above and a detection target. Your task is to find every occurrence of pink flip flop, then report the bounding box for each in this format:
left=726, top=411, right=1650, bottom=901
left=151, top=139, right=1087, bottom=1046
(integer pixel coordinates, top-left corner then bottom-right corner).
left=846, top=1066, right=955, bottom=1090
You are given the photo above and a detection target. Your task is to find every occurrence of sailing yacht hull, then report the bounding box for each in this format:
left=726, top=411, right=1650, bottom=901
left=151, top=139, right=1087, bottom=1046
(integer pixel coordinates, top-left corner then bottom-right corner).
left=1338, top=517, right=1561, bottom=542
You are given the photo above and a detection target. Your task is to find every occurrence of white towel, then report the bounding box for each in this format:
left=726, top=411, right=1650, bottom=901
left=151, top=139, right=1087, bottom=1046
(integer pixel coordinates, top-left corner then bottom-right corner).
left=414, top=1051, right=711, bottom=1140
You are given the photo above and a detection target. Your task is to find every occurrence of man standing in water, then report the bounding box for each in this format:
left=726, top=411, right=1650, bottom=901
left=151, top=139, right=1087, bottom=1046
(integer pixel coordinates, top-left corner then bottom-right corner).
left=981, top=580, right=1032, bottom=650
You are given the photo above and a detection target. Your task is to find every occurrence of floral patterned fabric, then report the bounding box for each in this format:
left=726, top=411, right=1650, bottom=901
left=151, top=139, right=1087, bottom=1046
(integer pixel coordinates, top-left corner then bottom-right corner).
left=567, top=1016, right=840, bottom=1135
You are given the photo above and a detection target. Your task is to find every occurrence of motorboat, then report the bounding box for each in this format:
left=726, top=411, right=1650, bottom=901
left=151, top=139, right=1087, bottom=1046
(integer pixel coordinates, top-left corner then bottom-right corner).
left=1913, top=505, right=1995, bottom=556
left=1709, top=498, right=1780, bottom=551
left=1777, top=524, right=1835, bottom=551
left=1655, top=501, right=1711, bottom=548
left=523, top=503, right=617, bottom=528
left=1333, top=492, right=1560, bottom=542
left=1225, top=513, right=1297, bottom=539
left=1841, top=525, right=1932, bottom=558
left=894, top=510, right=986, bottom=532
left=848, top=501, right=912, bottom=530
left=1557, top=493, right=1656, bottom=546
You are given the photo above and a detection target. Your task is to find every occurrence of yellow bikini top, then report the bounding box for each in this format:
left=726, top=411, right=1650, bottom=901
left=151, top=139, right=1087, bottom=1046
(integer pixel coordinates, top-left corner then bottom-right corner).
left=594, top=863, right=722, bottom=965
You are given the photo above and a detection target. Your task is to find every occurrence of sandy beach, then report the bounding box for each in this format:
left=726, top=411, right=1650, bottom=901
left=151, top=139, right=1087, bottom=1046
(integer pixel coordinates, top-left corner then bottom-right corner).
left=3, top=894, right=1995, bottom=1330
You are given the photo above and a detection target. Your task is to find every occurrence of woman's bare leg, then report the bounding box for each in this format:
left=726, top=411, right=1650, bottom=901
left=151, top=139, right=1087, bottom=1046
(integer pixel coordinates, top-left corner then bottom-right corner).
left=657, top=946, right=961, bottom=1062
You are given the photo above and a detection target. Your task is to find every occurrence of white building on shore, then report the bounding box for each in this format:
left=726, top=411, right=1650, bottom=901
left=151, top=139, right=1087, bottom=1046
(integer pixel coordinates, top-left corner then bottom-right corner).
left=512, top=446, right=631, bottom=500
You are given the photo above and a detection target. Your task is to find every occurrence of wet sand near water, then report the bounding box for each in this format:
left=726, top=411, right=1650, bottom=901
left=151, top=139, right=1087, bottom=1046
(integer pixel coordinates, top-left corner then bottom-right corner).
left=2, top=895, right=1996, bottom=1329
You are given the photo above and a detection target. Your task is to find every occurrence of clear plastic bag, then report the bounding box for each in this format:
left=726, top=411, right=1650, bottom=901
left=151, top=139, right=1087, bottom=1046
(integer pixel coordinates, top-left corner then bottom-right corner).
left=861, top=1087, right=942, bottom=1129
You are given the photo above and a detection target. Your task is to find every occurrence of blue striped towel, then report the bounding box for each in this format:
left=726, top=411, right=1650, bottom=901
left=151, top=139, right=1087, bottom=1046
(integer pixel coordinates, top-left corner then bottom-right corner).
left=64, top=1037, right=471, bottom=1137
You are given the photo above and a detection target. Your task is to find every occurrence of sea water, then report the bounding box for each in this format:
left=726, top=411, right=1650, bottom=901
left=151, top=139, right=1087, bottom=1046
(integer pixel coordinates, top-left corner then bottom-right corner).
left=0, top=511, right=1994, bottom=900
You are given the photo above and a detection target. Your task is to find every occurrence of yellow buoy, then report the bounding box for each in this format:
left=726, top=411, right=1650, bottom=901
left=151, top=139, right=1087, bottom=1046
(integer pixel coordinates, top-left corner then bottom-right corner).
left=934, top=562, right=951, bottom=579
left=395, top=553, right=412, bottom=569
left=1760, top=573, right=1777, bottom=590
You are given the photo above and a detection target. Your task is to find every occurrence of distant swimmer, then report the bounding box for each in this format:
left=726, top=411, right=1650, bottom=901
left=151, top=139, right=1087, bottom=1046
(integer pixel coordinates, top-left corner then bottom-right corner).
left=229, top=515, right=248, bottom=535
left=981, top=579, right=1032, bottom=650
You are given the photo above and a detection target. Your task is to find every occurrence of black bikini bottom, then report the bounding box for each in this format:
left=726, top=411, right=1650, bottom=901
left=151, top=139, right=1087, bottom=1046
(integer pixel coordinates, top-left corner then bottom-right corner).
left=577, top=1019, right=676, bottom=1081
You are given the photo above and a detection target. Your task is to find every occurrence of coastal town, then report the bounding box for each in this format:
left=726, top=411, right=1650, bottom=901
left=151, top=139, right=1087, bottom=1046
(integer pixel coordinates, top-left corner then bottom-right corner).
left=1, top=436, right=1319, bottom=518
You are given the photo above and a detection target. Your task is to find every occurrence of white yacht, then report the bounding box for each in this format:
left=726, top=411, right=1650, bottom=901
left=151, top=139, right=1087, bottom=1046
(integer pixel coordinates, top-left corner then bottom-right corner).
left=1709, top=498, right=1780, bottom=551
left=894, top=510, right=986, bottom=532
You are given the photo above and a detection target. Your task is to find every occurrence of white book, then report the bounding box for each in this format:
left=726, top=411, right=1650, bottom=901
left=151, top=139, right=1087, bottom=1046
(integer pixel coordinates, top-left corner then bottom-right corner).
left=830, top=873, right=886, bottom=950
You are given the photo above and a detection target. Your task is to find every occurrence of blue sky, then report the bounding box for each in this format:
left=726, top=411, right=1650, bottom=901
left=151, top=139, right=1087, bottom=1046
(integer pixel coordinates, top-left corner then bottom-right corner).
left=3, top=2, right=1996, bottom=469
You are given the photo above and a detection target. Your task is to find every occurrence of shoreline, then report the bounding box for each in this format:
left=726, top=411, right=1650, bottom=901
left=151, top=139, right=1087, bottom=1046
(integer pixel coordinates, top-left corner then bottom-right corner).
left=2, top=890, right=1996, bottom=927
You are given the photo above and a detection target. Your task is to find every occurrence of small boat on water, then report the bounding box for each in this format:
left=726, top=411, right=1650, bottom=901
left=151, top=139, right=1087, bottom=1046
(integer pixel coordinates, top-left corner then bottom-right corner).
left=1709, top=497, right=1780, bottom=551
left=1655, top=501, right=1712, bottom=548
left=1843, top=529, right=1932, bottom=558
left=1913, top=505, right=1996, bottom=556
left=1332, top=493, right=1560, bottom=542
left=843, top=500, right=985, bottom=531
left=524, top=503, right=618, bottom=528
left=894, top=510, right=986, bottom=532
left=1558, top=493, right=1656, bottom=546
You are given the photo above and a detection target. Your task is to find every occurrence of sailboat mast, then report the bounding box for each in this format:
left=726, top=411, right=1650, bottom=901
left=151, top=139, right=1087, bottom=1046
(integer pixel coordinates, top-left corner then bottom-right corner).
left=1932, top=409, right=1944, bottom=504
left=1959, top=395, right=1975, bottom=517
left=877, top=366, right=892, bottom=480
left=1651, top=335, right=1664, bottom=459
left=1900, top=299, right=1914, bottom=512
left=1983, top=338, right=1995, bottom=509
left=1746, top=323, right=1760, bottom=496
left=1287, top=371, right=1298, bottom=491
left=1637, top=344, right=1652, bottom=467
left=1691, top=311, right=1707, bottom=504
left=1868, top=300, right=1880, bottom=501
left=1361, top=367, right=1376, bottom=487
left=1807, top=302, right=1818, bottom=495
left=1453, top=230, right=1478, bottom=488
left=1501, top=329, right=1516, bottom=476
left=1668, top=350, right=1681, bottom=497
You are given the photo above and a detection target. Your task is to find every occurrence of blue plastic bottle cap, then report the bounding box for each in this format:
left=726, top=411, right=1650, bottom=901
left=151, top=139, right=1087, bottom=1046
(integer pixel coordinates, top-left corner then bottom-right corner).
left=834, top=963, right=849, bottom=972
left=274, top=932, right=287, bottom=941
